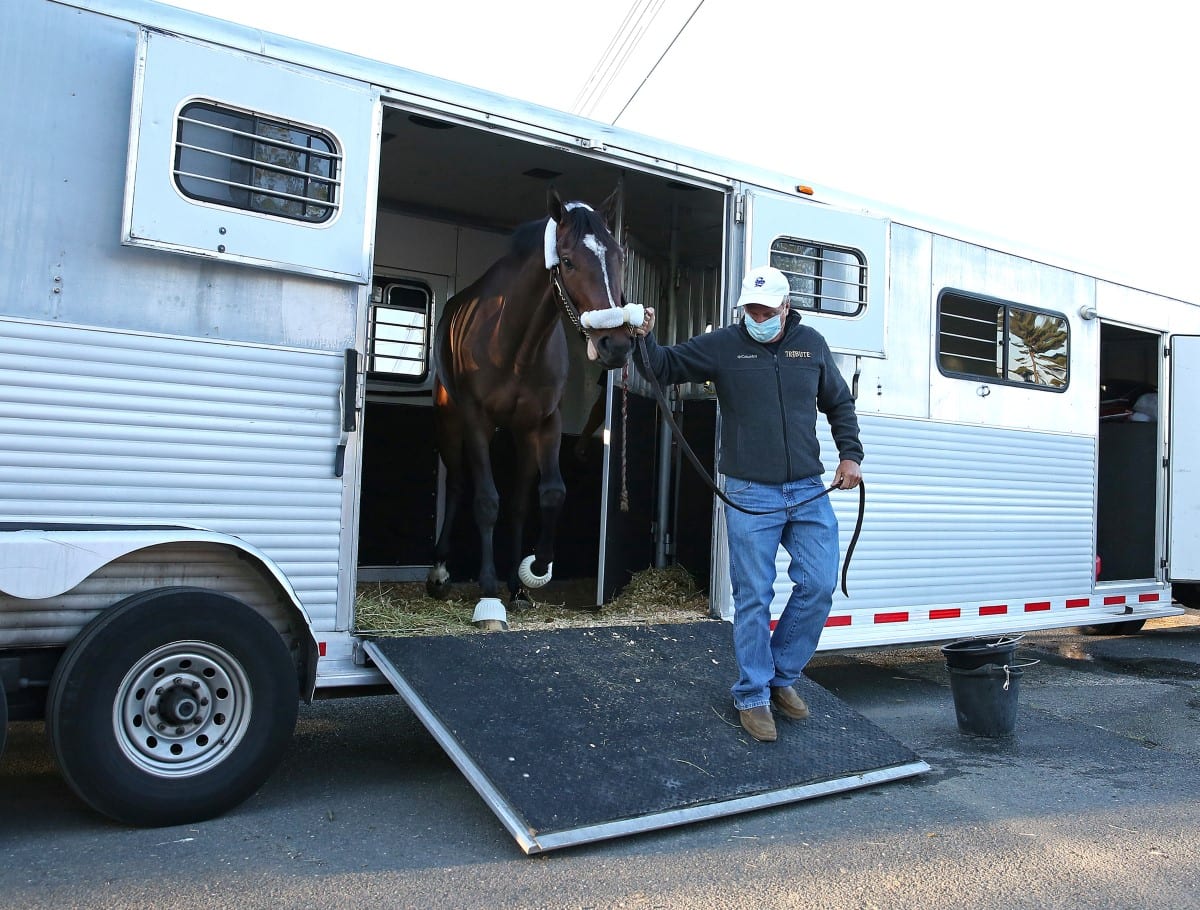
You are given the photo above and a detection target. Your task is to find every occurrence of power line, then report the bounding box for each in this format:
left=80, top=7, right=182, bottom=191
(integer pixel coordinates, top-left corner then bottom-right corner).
left=611, top=0, right=705, bottom=125
left=571, top=0, right=667, bottom=118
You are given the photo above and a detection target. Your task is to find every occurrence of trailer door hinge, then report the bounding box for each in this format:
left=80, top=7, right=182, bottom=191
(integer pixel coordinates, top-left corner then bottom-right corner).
left=734, top=195, right=746, bottom=224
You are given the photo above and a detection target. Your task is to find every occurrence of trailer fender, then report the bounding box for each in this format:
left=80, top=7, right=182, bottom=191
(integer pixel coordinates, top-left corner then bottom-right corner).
left=0, top=526, right=319, bottom=698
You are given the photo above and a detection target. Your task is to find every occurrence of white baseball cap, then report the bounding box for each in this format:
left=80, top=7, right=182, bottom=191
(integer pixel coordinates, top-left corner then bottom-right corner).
left=736, top=266, right=791, bottom=309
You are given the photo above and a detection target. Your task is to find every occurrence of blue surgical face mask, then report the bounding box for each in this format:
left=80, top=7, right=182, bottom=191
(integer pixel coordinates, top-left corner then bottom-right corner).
left=745, top=313, right=783, bottom=342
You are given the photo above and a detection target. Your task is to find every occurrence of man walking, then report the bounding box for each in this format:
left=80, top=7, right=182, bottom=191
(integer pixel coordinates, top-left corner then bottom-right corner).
left=634, top=265, right=863, bottom=742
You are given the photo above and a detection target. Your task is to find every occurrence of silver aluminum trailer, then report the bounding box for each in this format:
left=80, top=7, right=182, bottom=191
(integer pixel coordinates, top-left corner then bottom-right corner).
left=1, top=0, right=1197, bottom=827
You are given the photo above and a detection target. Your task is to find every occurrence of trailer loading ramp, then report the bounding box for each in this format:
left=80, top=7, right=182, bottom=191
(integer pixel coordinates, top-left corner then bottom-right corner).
left=363, top=620, right=928, bottom=853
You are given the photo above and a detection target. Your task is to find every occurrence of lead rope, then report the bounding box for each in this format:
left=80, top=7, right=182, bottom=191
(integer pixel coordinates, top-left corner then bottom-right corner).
left=620, top=363, right=630, bottom=512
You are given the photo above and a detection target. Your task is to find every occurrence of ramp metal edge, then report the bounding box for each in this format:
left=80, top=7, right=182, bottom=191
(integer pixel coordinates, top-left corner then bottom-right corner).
left=363, top=641, right=930, bottom=854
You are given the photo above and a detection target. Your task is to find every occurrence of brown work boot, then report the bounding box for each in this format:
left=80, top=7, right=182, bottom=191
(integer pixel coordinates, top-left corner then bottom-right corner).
left=738, top=706, right=777, bottom=742
left=770, top=685, right=810, bottom=720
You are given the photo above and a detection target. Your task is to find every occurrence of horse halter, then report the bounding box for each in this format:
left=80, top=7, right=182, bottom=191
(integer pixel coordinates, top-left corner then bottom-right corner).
left=544, top=213, right=644, bottom=340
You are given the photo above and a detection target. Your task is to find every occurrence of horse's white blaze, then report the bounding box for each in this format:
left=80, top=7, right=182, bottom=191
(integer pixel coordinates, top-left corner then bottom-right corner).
left=582, top=233, right=617, bottom=309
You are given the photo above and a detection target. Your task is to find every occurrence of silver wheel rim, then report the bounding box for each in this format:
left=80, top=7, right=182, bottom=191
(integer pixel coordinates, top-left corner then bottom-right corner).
left=113, top=640, right=252, bottom=778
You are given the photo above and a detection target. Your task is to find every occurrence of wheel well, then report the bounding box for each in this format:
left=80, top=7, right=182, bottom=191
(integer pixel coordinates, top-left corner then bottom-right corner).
left=0, top=540, right=318, bottom=707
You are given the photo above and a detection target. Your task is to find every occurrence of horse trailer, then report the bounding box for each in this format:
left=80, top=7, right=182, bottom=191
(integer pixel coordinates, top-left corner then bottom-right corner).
left=3, top=0, right=1199, bottom=828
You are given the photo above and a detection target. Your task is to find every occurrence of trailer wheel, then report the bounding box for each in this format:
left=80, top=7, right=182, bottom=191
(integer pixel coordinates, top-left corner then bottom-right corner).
left=1080, top=619, right=1147, bottom=636
left=1172, top=583, right=1200, bottom=610
left=46, top=587, right=298, bottom=826
left=0, top=673, right=8, bottom=761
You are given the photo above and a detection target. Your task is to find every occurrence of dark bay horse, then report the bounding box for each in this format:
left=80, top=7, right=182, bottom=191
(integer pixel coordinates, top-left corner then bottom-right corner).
left=426, top=192, right=643, bottom=629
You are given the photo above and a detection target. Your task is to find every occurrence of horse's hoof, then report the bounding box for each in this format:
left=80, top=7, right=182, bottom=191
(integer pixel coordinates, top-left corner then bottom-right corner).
left=518, top=555, right=553, bottom=589
left=510, top=589, right=535, bottom=612
left=472, top=597, right=508, bottom=631
left=473, top=618, right=508, bottom=632
left=425, top=565, right=451, bottom=600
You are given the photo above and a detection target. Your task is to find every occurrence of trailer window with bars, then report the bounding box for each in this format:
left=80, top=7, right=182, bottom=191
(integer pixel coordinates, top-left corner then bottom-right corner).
left=937, top=290, right=1069, bottom=390
left=768, top=238, right=867, bottom=316
left=174, top=101, right=340, bottom=223
left=369, top=280, right=432, bottom=381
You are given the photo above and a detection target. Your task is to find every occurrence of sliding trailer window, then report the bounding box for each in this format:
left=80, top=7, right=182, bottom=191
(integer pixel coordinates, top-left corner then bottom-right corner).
left=937, top=290, right=1069, bottom=390
left=175, top=101, right=340, bottom=224
left=769, top=237, right=867, bottom=317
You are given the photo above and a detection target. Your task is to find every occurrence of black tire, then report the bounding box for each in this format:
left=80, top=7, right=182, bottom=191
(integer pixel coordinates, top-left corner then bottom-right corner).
left=0, top=673, right=8, bottom=761
left=46, top=587, right=298, bottom=827
left=1080, top=619, right=1147, bottom=636
left=1173, top=582, right=1200, bottom=610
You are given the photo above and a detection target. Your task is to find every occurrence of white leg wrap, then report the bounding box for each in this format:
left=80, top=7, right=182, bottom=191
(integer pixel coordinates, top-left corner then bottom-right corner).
left=518, top=555, right=553, bottom=589
left=472, top=597, right=508, bottom=631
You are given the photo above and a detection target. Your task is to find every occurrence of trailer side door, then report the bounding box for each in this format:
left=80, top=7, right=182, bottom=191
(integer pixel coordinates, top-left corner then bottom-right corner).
left=742, top=190, right=889, bottom=357
left=1168, top=334, right=1200, bottom=581
left=124, top=28, right=380, bottom=284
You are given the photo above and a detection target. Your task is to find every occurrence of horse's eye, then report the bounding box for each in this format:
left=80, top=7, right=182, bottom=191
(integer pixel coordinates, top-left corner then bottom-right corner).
left=561, top=256, right=574, bottom=270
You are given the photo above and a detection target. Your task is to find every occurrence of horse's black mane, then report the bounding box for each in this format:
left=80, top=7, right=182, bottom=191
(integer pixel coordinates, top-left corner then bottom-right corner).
left=509, top=204, right=610, bottom=259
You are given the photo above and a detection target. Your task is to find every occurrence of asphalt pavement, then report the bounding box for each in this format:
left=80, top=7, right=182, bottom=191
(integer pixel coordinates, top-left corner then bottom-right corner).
left=2, top=610, right=1199, bottom=910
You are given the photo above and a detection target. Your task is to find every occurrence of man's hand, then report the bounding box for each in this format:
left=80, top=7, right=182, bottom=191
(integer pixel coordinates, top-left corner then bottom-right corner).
left=633, top=307, right=655, bottom=336
left=833, top=459, right=862, bottom=490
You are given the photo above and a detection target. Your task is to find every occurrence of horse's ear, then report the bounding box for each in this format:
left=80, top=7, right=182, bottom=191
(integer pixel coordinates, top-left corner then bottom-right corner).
left=547, top=188, right=566, bottom=222
left=599, top=187, right=622, bottom=229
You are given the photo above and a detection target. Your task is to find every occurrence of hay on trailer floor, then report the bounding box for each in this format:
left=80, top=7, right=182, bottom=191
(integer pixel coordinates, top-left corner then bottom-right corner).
left=355, top=564, right=711, bottom=636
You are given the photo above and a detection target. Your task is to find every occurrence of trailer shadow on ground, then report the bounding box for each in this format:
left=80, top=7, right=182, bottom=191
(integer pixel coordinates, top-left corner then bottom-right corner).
left=3, top=613, right=1199, bottom=887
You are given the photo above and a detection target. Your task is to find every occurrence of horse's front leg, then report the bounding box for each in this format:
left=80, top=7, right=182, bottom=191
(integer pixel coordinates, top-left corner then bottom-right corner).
left=506, top=428, right=543, bottom=612
left=463, top=422, right=507, bottom=630
left=426, top=389, right=462, bottom=600
left=516, top=413, right=566, bottom=595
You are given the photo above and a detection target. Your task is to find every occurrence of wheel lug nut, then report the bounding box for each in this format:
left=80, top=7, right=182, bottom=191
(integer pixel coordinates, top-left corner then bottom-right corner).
left=157, top=723, right=166, bottom=732
left=175, top=727, right=184, bottom=735
left=148, top=706, right=157, bottom=715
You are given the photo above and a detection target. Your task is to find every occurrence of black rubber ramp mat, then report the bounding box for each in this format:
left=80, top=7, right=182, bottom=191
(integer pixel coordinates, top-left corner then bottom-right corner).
left=364, top=621, right=927, bottom=853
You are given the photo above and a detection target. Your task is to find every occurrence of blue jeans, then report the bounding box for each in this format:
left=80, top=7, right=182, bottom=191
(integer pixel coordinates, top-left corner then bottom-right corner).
left=723, top=475, right=839, bottom=711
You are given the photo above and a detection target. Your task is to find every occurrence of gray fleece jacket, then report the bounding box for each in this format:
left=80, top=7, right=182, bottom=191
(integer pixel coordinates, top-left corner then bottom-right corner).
left=636, top=312, right=863, bottom=484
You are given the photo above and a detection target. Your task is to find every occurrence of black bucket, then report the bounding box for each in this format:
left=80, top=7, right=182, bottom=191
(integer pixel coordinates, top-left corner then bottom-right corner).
left=940, top=634, right=1022, bottom=671
left=945, top=662, right=1025, bottom=737
left=941, top=636, right=1035, bottom=737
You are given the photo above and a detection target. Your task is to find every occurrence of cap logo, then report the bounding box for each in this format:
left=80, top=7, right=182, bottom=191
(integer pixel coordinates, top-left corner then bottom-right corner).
left=754, top=277, right=766, bottom=287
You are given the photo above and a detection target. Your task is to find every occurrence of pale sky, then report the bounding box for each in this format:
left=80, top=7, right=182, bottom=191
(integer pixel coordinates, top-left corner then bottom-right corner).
left=164, top=0, right=1199, bottom=304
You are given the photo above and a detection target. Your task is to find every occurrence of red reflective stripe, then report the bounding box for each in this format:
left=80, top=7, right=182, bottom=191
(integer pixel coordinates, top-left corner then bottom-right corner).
left=1024, top=601, right=1051, bottom=612
left=318, top=641, right=327, bottom=657
left=979, top=604, right=1007, bottom=616
left=1139, top=593, right=1160, bottom=603
left=825, top=615, right=852, bottom=627
left=875, top=611, right=909, bottom=624
left=1103, top=595, right=1127, bottom=605
left=769, top=620, right=778, bottom=631
left=1066, top=598, right=1090, bottom=608
left=930, top=608, right=960, bottom=620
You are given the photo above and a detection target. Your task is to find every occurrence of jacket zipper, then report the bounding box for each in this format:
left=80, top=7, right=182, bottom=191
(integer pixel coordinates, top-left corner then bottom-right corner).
left=774, top=348, right=791, bottom=478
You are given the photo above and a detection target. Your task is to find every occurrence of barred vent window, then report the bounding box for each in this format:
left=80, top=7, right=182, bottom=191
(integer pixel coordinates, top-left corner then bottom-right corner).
left=769, top=237, right=867, bottom=316
left=938, top=291, right=1069, bottom=390
left=174, top=101, right=341, bottom=223
left=369, top=280, right=432, bottom=381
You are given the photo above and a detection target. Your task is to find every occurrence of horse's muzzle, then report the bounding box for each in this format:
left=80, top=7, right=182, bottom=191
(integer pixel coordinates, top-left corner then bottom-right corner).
left=588, top=330, right=634, bottom=368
